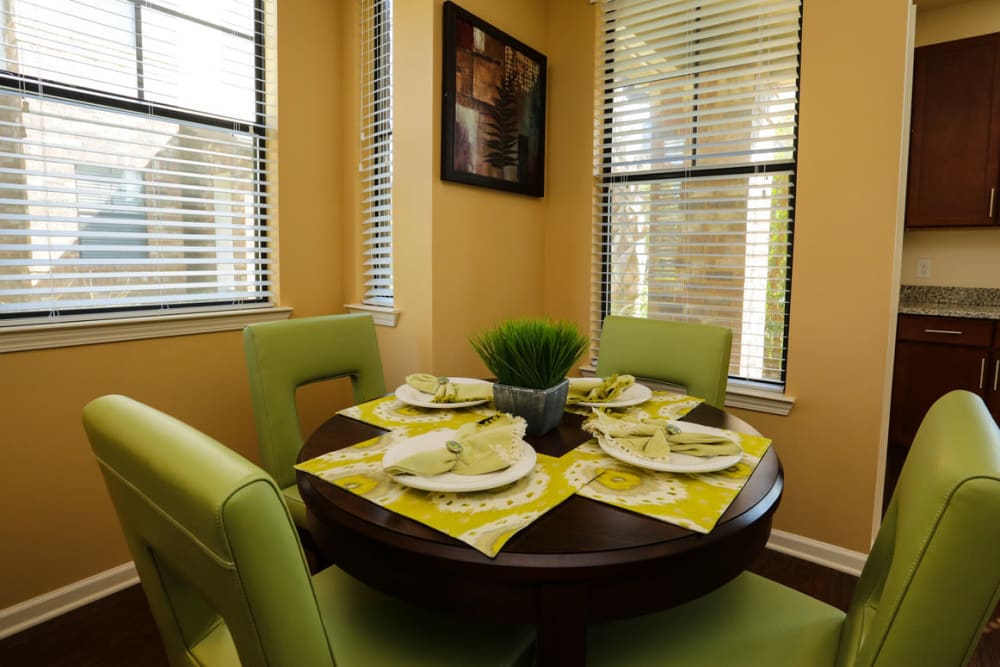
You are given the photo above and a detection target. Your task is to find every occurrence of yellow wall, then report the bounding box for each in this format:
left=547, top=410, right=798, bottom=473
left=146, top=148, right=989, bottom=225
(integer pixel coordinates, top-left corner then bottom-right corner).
left=750, top=0, right=910, bottom=551
left=903, top=229, right=1000, bottom=287
left=900, top=0, right=1000, bottom=288
left=543, top=0, right=599, bottom=337
left=2, top=336, right=260, bottom=609
left=0, top=1, right=352, bottom=609
left=915, top=0, right=1000, bottom=45
left=3, top=0, right=916, bottom=612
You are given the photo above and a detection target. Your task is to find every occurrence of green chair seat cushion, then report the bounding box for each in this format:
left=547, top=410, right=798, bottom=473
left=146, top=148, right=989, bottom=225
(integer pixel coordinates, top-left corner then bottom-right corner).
left=586, top=572, right=845, bottom=667
left=314, top=565, right=535, bottom=666
left=190, top=620, right=240, bottom=666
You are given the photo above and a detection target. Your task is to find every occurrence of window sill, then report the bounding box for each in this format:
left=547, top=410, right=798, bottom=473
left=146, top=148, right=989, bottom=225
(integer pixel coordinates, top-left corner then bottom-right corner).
left=344, top=303, right=400, bottom=327
left=577, top=365, right=795, bottom=416
left=724, top=380, right=795, bottom=416
left=0, top=307, right=293, bottom=353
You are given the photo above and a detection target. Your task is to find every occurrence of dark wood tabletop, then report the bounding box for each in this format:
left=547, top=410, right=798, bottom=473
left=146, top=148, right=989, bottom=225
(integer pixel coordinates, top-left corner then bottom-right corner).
left=297, top=401, right=783, bottom=667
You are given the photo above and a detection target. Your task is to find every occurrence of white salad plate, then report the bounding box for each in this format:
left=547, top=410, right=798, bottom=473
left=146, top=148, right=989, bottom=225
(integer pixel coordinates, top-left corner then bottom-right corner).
left=394, top=377, right=493, bottom=409
left=382, top=430, right=536, bottom=492
left=597, top=420, right=743, bottom=473
left=575, top=382, right=653, bottom=408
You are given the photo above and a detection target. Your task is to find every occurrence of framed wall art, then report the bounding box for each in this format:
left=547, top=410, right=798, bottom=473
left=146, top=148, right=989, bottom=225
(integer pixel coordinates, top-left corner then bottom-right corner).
left=441, top=2, right=547, bottom=197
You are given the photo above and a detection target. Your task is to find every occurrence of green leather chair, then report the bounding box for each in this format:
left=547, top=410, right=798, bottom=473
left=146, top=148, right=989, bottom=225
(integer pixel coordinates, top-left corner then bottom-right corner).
left=83, top=395, right=535, bottom=667
left=243, top=313, right=386, bottom=528
left=587, top=389, right=1000, bottom=666
left=595, top=315, right=733, bottom=408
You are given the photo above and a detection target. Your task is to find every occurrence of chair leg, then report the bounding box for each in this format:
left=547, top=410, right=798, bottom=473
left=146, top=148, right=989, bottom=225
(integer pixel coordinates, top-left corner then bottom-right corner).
left=297, top=527, right=333, bottom=573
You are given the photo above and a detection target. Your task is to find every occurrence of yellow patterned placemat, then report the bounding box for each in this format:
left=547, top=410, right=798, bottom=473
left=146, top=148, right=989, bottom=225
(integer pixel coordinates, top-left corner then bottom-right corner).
left=338, top=395, right=498, bottom=434
left=565, top=390, right=703, bottom=420
left=296, top=431, right=601, bottom=558
left=572, top=427, right=772, bottom=534
left=342, top=389, right=699, bottom=434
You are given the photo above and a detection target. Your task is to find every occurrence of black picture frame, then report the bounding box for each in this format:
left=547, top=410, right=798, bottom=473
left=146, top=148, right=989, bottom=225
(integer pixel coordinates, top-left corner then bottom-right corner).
left=441, top=2, right=547, bottom=197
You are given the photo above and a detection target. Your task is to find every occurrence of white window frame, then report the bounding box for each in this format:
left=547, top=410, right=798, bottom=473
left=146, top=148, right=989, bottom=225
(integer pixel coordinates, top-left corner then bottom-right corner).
left=0, top=0, right=284, bottom=351
left=592, top=0, right=801, bottom=411
left=348, top=0, right=397, bottom=326
left=360, top=0, right=393, bottom=309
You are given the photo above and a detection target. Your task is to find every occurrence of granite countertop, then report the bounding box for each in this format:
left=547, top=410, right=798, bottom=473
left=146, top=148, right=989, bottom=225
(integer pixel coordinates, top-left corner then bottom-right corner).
left=899, top=286, right=1000, bottom=320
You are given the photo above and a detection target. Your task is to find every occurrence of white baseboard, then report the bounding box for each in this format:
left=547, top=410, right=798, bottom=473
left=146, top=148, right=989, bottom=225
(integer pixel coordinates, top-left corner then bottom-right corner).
left=0, top=562, right=137, bottom=640
left=767, top=529, right=867, bottom=577
left=0, top=531, right=868, bottom=640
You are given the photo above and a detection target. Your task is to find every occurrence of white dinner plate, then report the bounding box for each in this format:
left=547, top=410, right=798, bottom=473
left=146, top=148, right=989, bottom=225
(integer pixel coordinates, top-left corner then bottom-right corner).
left=575, top=382, right=653, bottom=408
left=382, top=430, right=537, bottom=492
left=596, top=420, right=743, bottom=473
left=394, top=377, right=493, bottom=409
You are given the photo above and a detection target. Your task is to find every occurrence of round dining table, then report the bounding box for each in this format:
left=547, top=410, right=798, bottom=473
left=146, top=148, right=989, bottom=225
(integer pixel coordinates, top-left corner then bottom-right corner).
left=297, top=401, right=783, bottom=667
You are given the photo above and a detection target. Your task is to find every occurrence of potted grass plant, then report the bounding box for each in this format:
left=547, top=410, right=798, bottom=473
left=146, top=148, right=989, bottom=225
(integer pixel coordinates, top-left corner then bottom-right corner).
left=469, top=317, right=589, bottom=436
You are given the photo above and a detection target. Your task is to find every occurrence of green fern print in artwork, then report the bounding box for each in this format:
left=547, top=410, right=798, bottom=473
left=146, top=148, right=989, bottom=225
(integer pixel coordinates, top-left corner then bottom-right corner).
left=484, top=60, right=520, bottom=171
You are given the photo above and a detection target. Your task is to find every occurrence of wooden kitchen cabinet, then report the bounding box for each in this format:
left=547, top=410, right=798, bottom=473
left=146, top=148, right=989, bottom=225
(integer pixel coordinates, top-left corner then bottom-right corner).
left=990, top=326, right=1000, bottom=423
left=906, top=33, right=1000, bottom=228
left=889, top=315, right=995, bottom=448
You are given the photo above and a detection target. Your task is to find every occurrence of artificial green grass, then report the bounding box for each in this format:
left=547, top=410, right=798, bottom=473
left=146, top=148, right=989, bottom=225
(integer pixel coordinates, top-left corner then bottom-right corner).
left=469, top=318, right=588, bottom=389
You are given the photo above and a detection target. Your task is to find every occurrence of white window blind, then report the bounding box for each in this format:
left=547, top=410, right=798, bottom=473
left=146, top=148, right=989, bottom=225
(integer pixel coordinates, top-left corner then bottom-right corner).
left=0, top=0, right=275, bottom=324
left=360, top=0, right=393, bottom=306
left=594, top=0, right=801, bottom=384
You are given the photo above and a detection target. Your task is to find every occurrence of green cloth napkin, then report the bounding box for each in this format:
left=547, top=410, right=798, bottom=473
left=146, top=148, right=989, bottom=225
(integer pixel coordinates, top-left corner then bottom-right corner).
left=384, top=414, right=527, bottom=476
left=405, top=373, right=494, bottom=403
left=583, top=408, right=671, bottom=438
left=583, top=409, right=740, bottom=460
left=665, top=432, right=742, bottom=457
left=567, top=374, right=635, bottom=404
left=613, top=429, right=673, bottom=459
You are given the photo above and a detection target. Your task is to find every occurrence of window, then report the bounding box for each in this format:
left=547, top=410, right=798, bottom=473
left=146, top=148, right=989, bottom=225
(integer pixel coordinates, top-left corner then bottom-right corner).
left=0, top=0, right=274, bottom=323
left=595, top=0, right=801, bottom=385
left=76, top=166, right=148, bottom=260
left=360, top=0, right=393, bottom=307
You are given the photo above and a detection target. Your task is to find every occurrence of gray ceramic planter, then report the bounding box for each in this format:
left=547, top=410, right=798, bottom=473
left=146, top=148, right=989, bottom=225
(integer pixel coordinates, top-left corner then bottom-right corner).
left=491, top=378, right=569, bottom=436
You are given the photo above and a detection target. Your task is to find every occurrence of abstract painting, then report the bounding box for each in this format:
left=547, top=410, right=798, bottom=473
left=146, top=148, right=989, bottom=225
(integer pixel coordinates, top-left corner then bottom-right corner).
left=441, top=2, right=547, bottom=197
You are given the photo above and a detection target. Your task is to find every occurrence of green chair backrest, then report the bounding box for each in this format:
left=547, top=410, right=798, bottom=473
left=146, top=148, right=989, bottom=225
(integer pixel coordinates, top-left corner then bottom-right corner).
left=595, top=315, right=733, bottom=408
left=836, top=390, right=1000, bottom=667
left=243, top=313, right=386, bottom=490
left=83, top=395, right=336, bottom=667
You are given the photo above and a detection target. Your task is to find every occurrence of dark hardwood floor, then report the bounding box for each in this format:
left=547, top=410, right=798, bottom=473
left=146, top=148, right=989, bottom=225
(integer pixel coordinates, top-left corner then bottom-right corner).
left=2, top=546, right=999, bottom=666
left=0, top=583, right=169, bottom=667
